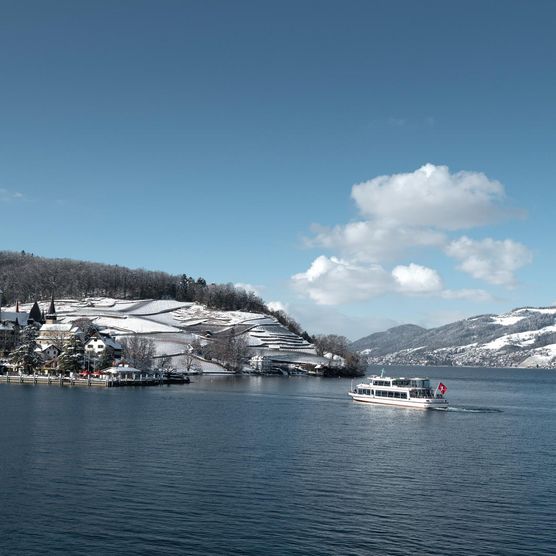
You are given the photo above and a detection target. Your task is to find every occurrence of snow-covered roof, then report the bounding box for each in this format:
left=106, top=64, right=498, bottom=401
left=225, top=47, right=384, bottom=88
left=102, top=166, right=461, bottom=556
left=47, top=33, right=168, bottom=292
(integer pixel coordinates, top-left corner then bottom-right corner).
left=103, top=366, right=145, bottom=375
left=86, top=335, right=123, bottom=350
left=39, top=344, right=60, bottom=352
left=0, top=311, right=29, bottom=326
left=39, top=323, right=78, bottom=332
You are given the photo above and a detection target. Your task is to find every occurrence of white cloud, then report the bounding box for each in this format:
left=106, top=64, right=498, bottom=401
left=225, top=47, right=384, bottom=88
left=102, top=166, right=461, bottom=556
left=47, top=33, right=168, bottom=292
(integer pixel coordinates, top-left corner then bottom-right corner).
left=392, top=263, right=442, bottom=293
left=440, top=289, right=493, bottom=301
left=0, top=188, right=24, bottom=202
left=446, top=236, right=532, bottom=286
left=295, top=164, right=531, bottom=305
left=292, top=255, right=496, bottom=305
left=351, top=163, right=512, bottom=230
left=292, top=257, right=457, bottom=304
left=292, top=256, right=392, bottom=304
left=307, top=221, right=445, bottom=262
left=306, top=163, right=521, bottom=263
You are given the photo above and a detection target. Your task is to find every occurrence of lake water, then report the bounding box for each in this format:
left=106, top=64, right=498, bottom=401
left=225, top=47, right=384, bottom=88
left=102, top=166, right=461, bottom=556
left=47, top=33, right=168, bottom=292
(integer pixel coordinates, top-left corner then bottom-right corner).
left=1, top=366, right=555, bottom=555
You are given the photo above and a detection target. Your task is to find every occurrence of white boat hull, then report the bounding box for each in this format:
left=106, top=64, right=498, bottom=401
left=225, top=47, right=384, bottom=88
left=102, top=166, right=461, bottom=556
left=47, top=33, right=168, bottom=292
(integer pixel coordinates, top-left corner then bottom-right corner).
left=348, top=392, right=448, bottom=410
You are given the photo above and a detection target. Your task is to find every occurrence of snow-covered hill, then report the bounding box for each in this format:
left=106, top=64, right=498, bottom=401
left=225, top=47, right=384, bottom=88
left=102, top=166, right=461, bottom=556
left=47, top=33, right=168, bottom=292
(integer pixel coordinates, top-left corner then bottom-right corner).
left=353, top=307, right=556, bottom=368
left=7, top=298, right=318, bottom=372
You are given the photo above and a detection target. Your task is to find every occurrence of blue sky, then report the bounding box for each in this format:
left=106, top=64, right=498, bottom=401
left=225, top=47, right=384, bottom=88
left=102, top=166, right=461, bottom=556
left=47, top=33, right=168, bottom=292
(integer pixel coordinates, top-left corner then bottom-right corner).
left=1, top=1, right=555, bottom=339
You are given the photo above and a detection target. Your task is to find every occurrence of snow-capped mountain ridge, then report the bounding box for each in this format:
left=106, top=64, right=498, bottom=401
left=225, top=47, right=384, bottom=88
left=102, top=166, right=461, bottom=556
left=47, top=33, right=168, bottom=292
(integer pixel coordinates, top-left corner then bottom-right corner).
left=353, top=306, right=556, bottom=368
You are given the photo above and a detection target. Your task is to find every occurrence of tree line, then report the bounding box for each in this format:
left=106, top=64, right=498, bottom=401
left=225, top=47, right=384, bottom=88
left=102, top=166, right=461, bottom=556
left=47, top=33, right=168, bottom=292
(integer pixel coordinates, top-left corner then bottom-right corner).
left=0, top=251, right=311, bottom=340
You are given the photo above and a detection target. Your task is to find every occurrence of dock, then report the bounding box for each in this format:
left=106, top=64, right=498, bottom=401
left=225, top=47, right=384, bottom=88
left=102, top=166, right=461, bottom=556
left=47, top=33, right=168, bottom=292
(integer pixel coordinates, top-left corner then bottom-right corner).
left=0, top=373, right=190, bottom=388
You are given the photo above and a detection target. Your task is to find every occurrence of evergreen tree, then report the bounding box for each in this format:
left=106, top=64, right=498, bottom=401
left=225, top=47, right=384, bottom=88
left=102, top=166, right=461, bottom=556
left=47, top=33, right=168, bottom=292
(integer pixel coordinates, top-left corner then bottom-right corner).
left=9, top=326, right=42, bottom=374
left=97, top=346, right=115, bottom=370
left=58, top=336, right=85, bottom=374
left=29, top=301, right=43, bottom=324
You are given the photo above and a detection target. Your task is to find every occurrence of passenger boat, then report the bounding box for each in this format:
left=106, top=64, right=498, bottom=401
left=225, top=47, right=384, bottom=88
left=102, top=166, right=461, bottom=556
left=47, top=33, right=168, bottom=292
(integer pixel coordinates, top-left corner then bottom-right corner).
left=349, top=373, right=448, bottom=409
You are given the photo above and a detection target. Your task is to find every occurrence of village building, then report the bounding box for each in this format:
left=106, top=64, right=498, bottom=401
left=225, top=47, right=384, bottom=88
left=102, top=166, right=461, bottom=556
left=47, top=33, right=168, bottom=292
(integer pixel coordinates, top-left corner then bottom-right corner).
left=0, top=301, right=28, bottom=354
left=249, top=354, right=274, bottom=372
left=36, top=297, right=82, bottom=349
left=0, top=322, right=19, bottom=355
left=37, top=344, right=61, bottom=361
left=85, top=333, right=123, bottom=359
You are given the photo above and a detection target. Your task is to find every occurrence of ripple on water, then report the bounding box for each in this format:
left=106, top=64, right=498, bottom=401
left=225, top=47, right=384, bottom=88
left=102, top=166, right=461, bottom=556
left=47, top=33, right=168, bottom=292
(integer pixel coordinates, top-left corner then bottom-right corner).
left=1, top=371, right=555, bottom=555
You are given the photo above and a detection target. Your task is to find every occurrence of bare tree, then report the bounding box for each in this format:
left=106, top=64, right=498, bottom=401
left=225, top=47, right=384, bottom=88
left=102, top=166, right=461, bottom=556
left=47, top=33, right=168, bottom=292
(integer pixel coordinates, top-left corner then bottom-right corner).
left=157, top=353, right=172, bottom=371
left=72, top=318, right=99, bottom=341
left=313, top=334, right=350, bottom=357
left=120, top=336, right=156, bottom=371
left=202, top=329, right=250, bottom=372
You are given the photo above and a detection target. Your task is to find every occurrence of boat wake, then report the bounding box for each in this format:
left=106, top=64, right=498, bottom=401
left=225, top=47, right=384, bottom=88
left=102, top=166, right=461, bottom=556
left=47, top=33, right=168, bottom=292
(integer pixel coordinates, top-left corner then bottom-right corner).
left=440, top=406, right=502, bottom=413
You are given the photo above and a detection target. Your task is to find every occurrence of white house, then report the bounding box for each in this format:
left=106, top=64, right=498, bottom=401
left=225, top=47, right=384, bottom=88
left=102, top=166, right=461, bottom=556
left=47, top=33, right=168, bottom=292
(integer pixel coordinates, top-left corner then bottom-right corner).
left=85, top=334, right=123, bottom=359
left=37, top=322, right=82, bottom=349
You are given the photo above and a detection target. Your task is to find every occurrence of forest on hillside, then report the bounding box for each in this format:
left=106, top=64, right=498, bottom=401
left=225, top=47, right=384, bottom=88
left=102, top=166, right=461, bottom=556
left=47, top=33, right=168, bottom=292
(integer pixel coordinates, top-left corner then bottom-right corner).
left=0, top=251, right=311, bottom=340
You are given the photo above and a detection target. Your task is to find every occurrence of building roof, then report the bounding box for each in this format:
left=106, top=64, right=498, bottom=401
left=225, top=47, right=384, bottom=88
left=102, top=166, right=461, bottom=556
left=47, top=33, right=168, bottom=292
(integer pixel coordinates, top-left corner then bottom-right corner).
left=103, top=366, right=145, bottom=375
left=39, top=322, right=80, bottom=338
left=0, top=311, right=29, bottom=326
left=85, top=335, right=123, bottom=350
left=39, top=344, right=61, bottom=352
left=39, top=323, right=76, bottom=333
left=47, top=296, right=56, bottom=317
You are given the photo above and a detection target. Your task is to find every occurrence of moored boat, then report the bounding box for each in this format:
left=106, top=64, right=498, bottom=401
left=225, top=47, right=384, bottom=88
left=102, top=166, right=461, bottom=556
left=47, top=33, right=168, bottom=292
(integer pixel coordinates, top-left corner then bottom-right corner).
left=349, top=373, right=448, bottom=409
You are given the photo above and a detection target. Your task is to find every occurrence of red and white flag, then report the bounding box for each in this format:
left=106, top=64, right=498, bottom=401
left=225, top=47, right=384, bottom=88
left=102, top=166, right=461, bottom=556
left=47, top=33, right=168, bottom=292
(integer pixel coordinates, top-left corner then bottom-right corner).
left=437, top=382, right=447, bottom=395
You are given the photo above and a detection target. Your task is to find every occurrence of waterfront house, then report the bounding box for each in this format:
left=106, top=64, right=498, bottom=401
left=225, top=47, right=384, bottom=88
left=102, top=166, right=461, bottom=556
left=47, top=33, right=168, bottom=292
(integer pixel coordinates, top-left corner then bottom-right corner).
left=85, top=333, right=123, bottom=359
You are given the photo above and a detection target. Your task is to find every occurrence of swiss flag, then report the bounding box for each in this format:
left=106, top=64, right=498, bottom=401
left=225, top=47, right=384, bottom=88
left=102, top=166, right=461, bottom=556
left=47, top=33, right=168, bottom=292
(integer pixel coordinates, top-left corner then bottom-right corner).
left=438, top=382, right=447, bottom=395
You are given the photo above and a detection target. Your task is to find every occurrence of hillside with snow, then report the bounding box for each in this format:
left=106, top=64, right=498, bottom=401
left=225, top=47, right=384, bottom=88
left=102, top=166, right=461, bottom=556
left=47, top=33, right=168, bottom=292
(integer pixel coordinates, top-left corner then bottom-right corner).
left=6, top=298, right=320, bottom=373
left=353, top=307, right=556, bottom=368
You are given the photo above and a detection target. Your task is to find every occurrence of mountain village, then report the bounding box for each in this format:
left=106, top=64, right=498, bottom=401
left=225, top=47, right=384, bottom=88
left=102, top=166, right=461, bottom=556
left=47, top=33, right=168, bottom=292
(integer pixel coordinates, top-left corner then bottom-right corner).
left=0, top=294, right=354, bottom=384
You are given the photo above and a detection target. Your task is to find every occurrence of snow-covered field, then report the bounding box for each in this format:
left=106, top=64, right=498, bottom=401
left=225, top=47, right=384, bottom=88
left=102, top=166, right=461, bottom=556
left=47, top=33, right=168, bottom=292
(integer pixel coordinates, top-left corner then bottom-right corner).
left=7, top=297, right=317, bottom=372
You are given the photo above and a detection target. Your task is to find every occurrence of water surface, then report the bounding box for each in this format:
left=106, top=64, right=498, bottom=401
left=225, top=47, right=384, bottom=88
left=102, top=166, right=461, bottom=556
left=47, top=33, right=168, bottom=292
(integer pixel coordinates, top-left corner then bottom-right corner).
left=1, top=367, right=555, bottom=555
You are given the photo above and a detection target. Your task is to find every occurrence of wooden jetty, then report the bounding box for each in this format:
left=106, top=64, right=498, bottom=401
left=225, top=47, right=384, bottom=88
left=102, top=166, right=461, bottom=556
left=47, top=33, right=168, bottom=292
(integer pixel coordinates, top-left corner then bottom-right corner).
left=0, top=373, right=190, bottom=388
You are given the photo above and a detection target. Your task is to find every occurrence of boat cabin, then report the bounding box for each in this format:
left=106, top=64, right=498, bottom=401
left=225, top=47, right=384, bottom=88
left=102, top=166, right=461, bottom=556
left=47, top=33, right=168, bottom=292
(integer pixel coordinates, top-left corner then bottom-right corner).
left=355, top=386, right=409, bottom=399
left=355, top=376, right=436, bottom=400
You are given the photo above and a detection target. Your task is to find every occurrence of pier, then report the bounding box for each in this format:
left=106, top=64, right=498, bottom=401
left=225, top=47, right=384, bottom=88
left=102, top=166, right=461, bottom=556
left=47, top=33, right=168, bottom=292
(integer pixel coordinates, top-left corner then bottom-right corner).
left=0, top=373, right=189, bottom=388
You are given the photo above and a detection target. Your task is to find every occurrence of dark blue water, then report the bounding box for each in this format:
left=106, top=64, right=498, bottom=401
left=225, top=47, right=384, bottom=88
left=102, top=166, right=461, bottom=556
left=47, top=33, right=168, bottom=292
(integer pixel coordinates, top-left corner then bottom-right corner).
left=1, top=367, right=555, bottom=555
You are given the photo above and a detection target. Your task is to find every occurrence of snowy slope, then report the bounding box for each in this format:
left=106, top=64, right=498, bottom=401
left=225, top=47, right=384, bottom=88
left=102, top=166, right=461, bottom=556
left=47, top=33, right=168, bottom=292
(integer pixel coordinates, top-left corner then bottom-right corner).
left=356, top=306, right=556, bottom=368
left=7, top=297, right=317, bottom=370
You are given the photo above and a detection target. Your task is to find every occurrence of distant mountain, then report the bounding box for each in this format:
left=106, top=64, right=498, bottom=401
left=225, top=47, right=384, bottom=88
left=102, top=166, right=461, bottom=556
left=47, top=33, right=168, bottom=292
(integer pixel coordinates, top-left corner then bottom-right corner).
left=352, top=307, right=556, bottom=368
left=351, top=324, right=426, bottom=355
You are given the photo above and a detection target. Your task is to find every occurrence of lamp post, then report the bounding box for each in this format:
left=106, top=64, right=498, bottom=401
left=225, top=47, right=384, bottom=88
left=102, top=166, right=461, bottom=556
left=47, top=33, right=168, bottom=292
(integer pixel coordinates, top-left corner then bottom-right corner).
left=0, top=288, right=3, bottom=322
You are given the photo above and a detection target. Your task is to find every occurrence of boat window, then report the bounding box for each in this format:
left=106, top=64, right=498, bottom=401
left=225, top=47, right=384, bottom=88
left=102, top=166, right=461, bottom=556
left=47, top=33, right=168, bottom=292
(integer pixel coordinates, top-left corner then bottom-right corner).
left=400, top=392, right=407, bottom=399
